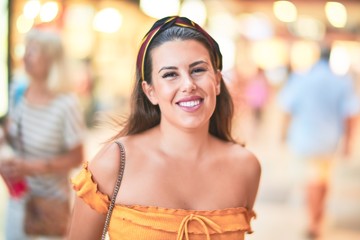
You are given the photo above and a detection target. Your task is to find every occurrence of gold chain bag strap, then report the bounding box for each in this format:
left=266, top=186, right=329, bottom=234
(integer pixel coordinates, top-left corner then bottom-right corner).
left=101, top=141, right=126, bottom=240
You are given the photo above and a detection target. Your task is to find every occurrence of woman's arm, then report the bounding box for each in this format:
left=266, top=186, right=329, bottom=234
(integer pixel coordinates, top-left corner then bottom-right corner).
left=2, top=144, right=83, bottom=180
left=67, top=142, right=124, bottom=239
left=67, top=196, right=106, bottom=240
left=25, top=144, right=84, bottom=174
left=2, top=144, right=84, bottom=181
left=244, top=152, right=261, bottom=210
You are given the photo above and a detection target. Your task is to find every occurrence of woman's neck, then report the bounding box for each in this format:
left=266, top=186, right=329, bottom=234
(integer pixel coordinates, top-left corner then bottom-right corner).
left=26, top=81, right=54, bottom=105
left=157, top=122, right=212, bottom=161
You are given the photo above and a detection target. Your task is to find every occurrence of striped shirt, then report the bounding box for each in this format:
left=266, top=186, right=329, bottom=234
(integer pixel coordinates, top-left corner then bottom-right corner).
left=7, top=93, right=84, bottom=199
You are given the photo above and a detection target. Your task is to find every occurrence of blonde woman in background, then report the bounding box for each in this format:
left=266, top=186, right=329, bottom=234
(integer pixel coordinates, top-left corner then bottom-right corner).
left=0, top=28, right=85, bottom=240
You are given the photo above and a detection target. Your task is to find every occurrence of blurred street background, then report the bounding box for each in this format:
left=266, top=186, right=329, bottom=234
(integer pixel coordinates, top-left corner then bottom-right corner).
left=1, top=0, right=360, bottom=239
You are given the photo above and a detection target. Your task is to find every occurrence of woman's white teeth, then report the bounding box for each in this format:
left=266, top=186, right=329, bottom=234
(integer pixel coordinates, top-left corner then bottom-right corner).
left=179, top=100, right=200, bottom=107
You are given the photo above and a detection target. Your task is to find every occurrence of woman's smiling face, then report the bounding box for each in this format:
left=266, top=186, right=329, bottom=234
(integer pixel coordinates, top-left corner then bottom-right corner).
left=142, top=39, right=221, bottom=130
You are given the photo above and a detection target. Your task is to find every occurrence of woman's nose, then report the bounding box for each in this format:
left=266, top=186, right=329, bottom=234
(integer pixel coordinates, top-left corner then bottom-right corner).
left=181, top=74, right=197, bottom=92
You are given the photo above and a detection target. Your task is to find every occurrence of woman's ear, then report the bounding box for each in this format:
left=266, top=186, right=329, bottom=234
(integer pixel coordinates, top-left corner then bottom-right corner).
left=215, top=70, right=221, bottom=95
left=142, top=81, right=158, bottom=105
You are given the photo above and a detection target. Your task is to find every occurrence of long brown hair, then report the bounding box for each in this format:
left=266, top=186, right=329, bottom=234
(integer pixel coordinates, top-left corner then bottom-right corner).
left=110, top=20, right=235, bottom=142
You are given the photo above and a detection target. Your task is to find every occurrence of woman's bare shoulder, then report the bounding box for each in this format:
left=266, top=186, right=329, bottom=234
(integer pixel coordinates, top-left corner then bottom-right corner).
left=87, top=133, right=151, bottom=188
left=221, top=142, right=261, bottom=208
left=87, top=136, right=131, bottom=196
left=221, top=141, right=261, bottom=177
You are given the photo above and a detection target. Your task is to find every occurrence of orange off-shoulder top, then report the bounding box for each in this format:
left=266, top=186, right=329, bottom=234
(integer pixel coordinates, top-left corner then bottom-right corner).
left=72, top=162, right=256, bottom=240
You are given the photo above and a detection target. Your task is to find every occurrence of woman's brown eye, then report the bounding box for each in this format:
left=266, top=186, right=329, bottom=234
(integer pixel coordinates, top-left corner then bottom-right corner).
left=162, top=72, right=177, bottom=78
left=192, top=68, right=206, bottom=74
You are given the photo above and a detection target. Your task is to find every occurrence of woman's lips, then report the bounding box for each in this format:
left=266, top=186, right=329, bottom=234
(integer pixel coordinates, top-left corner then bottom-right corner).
left=176, top=97, right=204, bottom=112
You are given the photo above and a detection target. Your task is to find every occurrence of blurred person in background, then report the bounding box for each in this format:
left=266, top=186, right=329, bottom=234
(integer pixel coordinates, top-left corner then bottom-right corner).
left=0, top=28, right=85, bottom=240
left=68, top=16, right=261, bottom=240
left=74, top=57, right=98, bottom=128
left=244, top=67, right=270, bottom=138
left=278, top=45, right=359, bottom=239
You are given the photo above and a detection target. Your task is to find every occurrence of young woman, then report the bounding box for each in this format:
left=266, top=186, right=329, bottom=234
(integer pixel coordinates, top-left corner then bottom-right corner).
left=69, top=16, right=261, bottom=240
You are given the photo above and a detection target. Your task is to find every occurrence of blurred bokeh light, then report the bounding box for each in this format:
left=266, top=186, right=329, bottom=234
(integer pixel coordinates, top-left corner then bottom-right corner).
left=273, top=0, right=297, bottom=23
left=93, top=8, right=122, bottom=33
left=325, top=1, right=347, bottom=28
left=140, top=0, right=180, bottom=19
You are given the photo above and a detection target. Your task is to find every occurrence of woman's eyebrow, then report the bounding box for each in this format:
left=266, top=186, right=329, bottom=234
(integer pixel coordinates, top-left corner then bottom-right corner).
left=158, top=66, right=177, bottom=73
left=189, top=60, right=208, bottom=68
left=158, top=60, right=208, bottom=73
